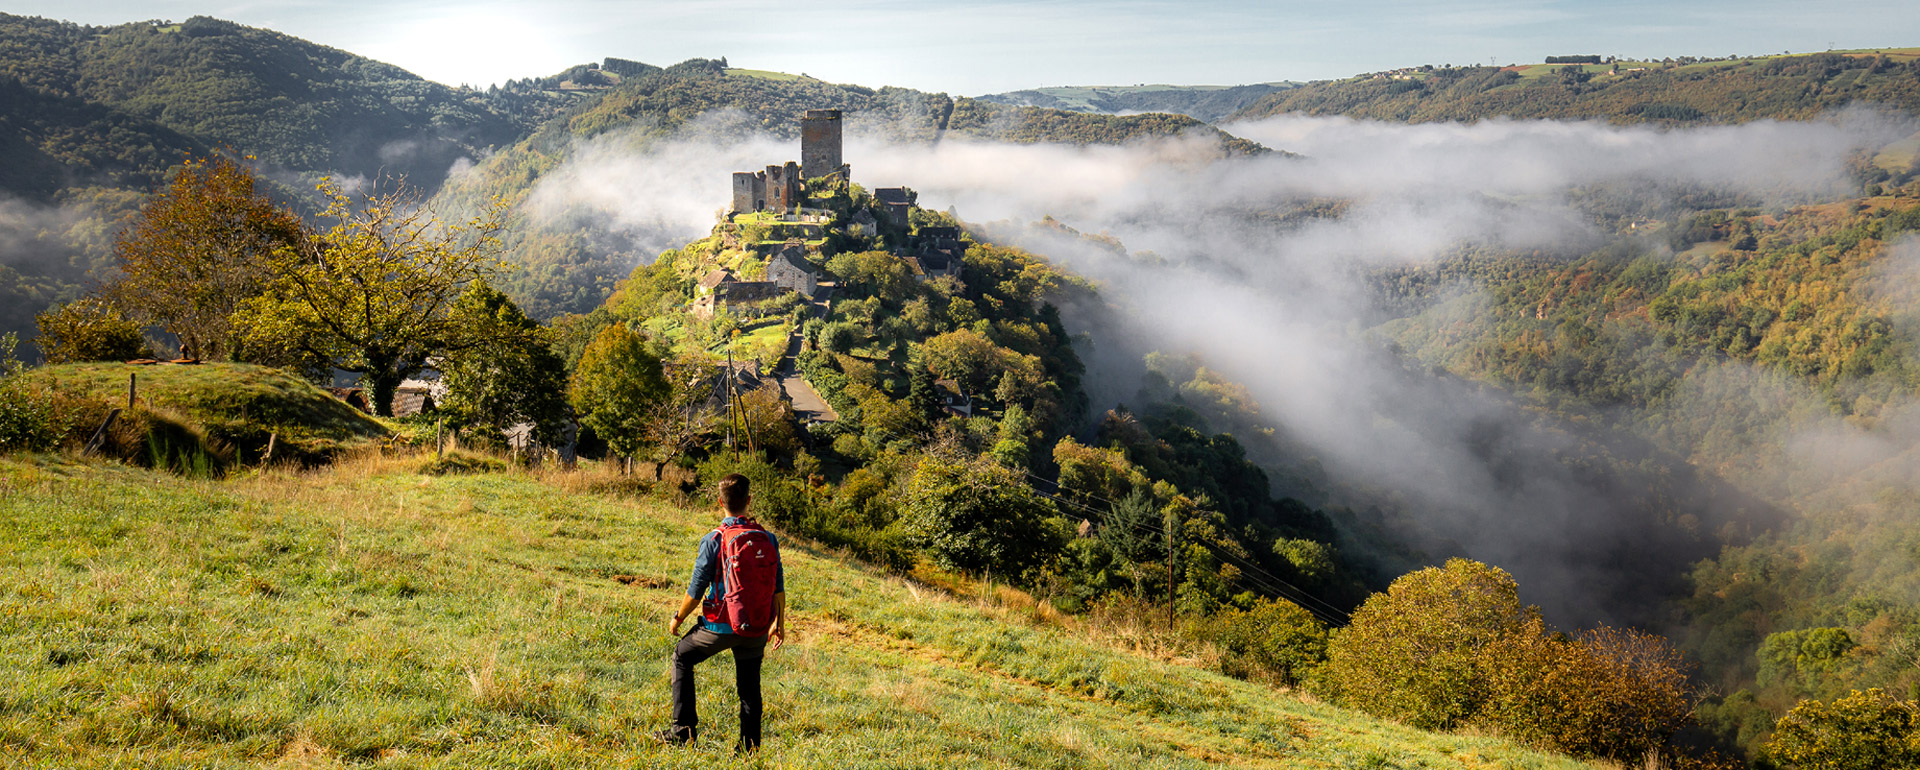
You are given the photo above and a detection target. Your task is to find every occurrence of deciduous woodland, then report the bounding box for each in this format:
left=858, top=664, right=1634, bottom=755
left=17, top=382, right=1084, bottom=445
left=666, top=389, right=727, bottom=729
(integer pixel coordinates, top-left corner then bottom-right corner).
left=6, top=12, right=1920, bottom=769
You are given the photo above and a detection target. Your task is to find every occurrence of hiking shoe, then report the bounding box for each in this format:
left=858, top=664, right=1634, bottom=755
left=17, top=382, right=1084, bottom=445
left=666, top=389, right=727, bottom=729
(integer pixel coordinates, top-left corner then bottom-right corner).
left=652, top=727, right=695, bottom=746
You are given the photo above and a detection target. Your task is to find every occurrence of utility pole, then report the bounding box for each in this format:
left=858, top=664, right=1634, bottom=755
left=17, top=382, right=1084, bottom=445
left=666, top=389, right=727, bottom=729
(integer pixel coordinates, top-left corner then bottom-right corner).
left=1166, top=507, right=1178, bottom=626
left=726, top=331, right=739, bottom=461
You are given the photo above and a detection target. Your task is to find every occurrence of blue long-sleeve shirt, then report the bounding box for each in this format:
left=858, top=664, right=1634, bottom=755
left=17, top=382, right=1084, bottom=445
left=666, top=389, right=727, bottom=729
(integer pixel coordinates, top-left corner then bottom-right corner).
left=687, top=516, right=785, bottom=634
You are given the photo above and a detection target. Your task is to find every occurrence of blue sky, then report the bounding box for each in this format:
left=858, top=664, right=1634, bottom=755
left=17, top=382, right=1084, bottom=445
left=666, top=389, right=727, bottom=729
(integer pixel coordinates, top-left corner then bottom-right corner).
left=13, top=1, right=1920, bottom=94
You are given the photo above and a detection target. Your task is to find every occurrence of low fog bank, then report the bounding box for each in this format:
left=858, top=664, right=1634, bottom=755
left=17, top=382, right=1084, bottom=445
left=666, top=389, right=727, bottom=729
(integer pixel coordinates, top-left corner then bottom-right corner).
left=532, top=111, right=1916, bottom=627
left=0, top=194, right=126, bottom=345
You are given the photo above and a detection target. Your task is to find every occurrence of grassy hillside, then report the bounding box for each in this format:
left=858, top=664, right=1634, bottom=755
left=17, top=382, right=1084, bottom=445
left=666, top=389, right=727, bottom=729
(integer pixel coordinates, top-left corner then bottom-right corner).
left=974, top=82, right=1299, bottom=123
left=1234, top=50, right=1920, bottom=124
left=0, top=455, right=1593, bottom=769
left=17, top=362, right=387, bottom=463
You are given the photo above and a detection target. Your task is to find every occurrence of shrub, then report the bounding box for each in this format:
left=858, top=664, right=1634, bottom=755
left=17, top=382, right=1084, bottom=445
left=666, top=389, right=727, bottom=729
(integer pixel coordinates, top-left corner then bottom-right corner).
left=0, top=383, right=69, bottom=453
left=1768, top=689, right=1920, bottom=770
left=1194, top=597, right=1328, bottom=686
left=1481, top=622, right=1693, bottom=761
left=899, top=452, right=1069, bottom=582
left=1315, top=558, right=1534, bottom=729
left=695, top=456, right=912, bottom=572
left=35, top=297, right=149, bottom=364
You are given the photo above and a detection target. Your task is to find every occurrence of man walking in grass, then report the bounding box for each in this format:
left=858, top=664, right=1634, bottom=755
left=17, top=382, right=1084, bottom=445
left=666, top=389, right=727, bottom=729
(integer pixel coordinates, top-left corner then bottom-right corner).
left=659, top=473, right=786, bottom=751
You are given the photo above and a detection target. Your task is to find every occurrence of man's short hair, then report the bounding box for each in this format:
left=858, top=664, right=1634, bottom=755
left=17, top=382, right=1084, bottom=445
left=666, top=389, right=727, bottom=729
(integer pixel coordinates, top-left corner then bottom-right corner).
left=718, top=473, right=750, bottom=514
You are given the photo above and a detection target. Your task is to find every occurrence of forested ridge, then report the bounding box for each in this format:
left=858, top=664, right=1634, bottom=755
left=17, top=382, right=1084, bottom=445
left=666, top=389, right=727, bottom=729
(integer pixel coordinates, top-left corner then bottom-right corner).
left=1366, top=187, right=1920, bottom=759
left=1234, top=50, right=1920, bottom=124
left=974, top=82, right=1298, bottom=123
left=0, top=14, right=1259, bottom=343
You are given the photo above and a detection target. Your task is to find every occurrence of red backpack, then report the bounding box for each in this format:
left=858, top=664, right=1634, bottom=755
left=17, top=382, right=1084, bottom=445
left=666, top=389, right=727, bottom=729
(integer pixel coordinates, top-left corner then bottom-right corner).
left=701, top=517, right=781, bottom=637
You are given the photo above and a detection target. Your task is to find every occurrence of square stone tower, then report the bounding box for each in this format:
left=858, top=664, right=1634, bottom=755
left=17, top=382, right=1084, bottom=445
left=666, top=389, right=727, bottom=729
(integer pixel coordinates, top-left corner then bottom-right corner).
left=801, top=109, right=843, bottom=180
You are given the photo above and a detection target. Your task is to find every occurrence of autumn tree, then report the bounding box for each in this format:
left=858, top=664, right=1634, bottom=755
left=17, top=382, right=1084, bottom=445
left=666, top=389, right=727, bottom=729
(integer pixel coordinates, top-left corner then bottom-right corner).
left=239, top=178, right=506, bottom=416
left=437, top=281, right=568, bottom=445
left=34, top=297, right=147, bottom=363
left=921, top=328, right=1001, bottom=392
left=568, top=324, right=669, bottom=460
left=112, top=154, right=306, bottom=361
left=1480, top=621, right=1694, bottom=761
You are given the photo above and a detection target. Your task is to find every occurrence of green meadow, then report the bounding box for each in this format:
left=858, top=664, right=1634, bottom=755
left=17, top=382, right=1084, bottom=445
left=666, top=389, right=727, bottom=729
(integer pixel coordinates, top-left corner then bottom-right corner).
left=0, top=454, right=1594, bottom=769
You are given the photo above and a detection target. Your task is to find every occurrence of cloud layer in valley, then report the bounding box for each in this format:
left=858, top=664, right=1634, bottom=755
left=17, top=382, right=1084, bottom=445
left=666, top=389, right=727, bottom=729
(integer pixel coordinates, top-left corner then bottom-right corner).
left=530, top=110, right=1915, bottom=625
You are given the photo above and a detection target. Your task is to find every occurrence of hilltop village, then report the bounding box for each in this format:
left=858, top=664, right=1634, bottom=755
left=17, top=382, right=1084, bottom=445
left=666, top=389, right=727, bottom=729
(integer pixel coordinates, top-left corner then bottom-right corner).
left=701, top=109, right=964, bottom=320
left=640, top=108, right=990, bottom=430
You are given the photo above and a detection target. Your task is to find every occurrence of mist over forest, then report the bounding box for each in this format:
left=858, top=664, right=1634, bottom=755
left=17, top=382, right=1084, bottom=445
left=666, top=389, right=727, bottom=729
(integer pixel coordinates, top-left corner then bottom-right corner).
left=9, top=11, right=1920, bottom=766
left=514, top=109, right=1916, bottom=630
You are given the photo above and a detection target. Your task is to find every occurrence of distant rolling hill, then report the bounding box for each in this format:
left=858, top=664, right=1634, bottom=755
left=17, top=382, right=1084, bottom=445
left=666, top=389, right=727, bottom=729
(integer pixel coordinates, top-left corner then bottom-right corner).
left=0, top=13, right=557, bottom=197
left=975, top=82, right=1300, bottom=123
left=0, top=13, right=1278, bottom=335
left=1232, top=49, right=1920, bottom=124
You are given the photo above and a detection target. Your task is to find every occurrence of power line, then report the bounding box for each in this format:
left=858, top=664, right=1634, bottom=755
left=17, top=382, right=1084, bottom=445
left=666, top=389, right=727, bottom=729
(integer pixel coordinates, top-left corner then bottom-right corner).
left=1004, top=452, right=1351, bottom=623
left=851, top=421, right=1352, bottom=626
left=1044, top=487, right=1349, bottom=627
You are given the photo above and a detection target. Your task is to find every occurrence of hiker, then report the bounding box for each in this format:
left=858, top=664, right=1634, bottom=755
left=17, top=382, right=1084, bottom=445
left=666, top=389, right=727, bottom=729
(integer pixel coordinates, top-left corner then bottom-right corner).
left=659, top=473, right=786, bottom=751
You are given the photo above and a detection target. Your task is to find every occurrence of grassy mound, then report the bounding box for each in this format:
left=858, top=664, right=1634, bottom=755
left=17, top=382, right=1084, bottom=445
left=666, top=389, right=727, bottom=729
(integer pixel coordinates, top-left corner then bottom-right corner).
left=20, top=362, right=387, bottom=464
left=0, top=456, right=1592, bottom=769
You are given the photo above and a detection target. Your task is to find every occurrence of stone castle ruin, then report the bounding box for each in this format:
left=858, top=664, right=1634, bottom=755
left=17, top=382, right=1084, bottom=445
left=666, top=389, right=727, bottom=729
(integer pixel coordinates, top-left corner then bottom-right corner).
left=731, top=110, right=849, bottom=215
left=800, top=109, right=844, bottom=179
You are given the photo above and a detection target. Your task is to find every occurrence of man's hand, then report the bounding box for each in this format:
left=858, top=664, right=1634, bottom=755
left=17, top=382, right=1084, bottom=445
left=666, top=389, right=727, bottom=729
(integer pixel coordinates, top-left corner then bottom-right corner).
left=769, top=592, right=787, bottom=651
left=670, top=594, right=700, bottom=638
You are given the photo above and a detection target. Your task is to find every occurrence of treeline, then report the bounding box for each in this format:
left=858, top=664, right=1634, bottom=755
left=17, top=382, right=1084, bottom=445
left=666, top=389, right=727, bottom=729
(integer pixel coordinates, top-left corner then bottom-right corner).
left=946, top=98, right=1272, bottom=155
left=972, top=83, right=1295, bottom=123
left=1369, top=188, right=1920, bottom=764
left=1236, top=52, right=1920, bottom=124
left=1381, top=201, right=1920, bottom=418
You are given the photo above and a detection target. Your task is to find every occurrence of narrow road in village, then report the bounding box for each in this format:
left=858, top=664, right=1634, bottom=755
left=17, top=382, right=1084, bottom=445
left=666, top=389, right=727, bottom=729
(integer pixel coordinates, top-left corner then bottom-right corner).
left=777, top=332, right=838, bottom=423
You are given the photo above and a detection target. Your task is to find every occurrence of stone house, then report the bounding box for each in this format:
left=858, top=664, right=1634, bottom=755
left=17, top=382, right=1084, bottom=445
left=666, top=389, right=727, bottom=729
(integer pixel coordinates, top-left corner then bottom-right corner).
left=766, top=243, right=819, bottom=296
left=910, top=226, right=965, bottom=281
left=873, top=187, right=915, bottom=230
left=934, top=379, right=973, bottom=417
left=697, top=268, right=736, bottom=296
left=693, top=280, right=782, bottom=319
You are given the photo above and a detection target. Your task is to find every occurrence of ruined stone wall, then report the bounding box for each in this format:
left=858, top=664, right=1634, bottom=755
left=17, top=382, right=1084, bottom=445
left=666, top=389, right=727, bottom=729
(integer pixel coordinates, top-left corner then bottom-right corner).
left=732, top=172, right=766, bottom=214
left=765, top=162, right=802, bottom=212
left=801, top=109, right=843, bottom=179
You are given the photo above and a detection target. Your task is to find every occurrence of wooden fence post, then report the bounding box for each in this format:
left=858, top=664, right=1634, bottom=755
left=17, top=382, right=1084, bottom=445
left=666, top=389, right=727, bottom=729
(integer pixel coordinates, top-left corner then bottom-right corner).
left=84, top=408, right=121, bottom=456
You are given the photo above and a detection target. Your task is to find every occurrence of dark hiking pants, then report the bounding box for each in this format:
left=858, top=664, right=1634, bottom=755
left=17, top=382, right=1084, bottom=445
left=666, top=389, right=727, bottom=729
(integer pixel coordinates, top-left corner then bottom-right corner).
left=670, top=626, right=768, bottom=747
